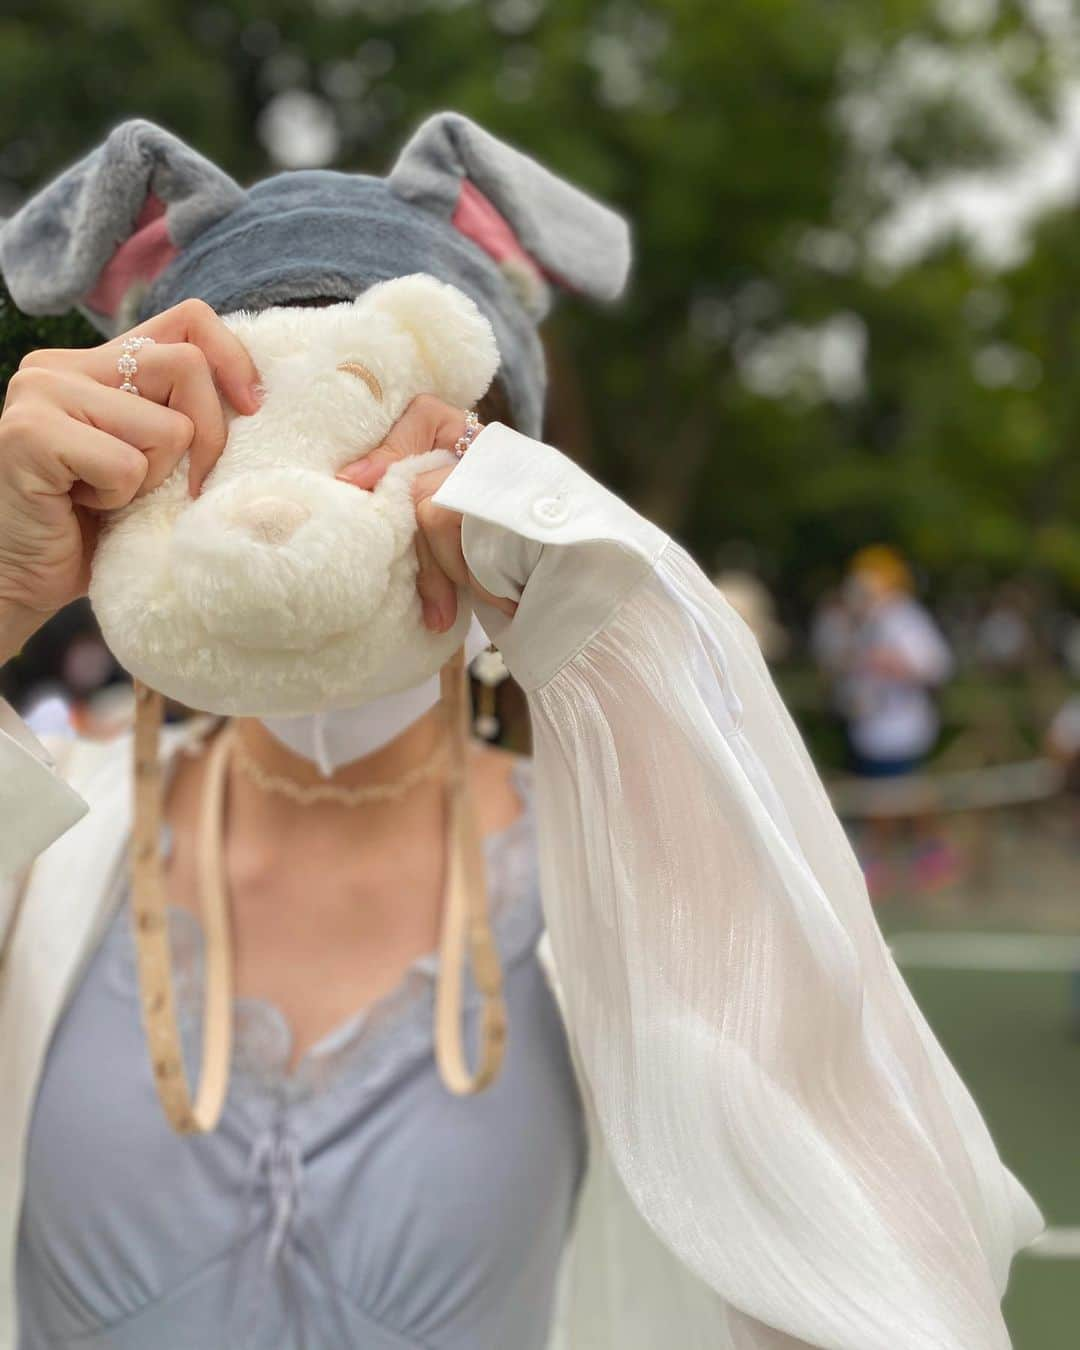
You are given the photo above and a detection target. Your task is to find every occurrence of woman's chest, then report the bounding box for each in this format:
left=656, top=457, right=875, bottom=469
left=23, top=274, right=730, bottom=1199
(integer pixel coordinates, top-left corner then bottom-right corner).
left=17, top=758, right=587, bottom=1347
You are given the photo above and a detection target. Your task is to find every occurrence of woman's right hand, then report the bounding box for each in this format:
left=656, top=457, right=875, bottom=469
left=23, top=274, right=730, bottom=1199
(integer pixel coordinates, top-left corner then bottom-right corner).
left=0, top=299, right=261, bottom=658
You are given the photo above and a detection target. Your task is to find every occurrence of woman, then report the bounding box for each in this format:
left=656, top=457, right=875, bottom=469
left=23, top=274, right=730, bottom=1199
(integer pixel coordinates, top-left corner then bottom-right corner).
left=0, top=114, right=1041, bottom=1349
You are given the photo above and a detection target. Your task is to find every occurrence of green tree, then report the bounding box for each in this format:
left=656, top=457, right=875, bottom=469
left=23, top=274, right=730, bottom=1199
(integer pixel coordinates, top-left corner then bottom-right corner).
left=0, top=0, right=1076, bottom=607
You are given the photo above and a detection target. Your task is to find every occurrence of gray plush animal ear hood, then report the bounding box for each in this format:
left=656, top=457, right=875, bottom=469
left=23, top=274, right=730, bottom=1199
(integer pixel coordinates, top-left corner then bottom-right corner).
left=0, top=112, right=632, bottom=438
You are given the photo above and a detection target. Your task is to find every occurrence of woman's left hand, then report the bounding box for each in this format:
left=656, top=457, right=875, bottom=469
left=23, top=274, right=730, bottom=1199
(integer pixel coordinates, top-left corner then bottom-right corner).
left=336, top=394, right=517, bottom=634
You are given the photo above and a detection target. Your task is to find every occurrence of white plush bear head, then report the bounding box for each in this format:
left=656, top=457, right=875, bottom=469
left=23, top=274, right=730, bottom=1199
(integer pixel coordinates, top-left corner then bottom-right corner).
left=88, top=274, right=499, bottom=715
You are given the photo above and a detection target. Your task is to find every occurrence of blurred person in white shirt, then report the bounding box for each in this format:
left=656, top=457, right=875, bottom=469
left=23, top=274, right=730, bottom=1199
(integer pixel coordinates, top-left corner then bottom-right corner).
left=841, top=546, right=952, bottom=775
left=835, top=546, right=957, bottom=897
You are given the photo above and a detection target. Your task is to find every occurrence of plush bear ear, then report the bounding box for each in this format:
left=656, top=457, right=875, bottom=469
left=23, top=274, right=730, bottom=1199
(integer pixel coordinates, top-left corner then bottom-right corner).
left=387, top=112, right=631, bottom=319
left=363, top=273, right=501, bottom=410
left=0, top=119, right=245, bottom=330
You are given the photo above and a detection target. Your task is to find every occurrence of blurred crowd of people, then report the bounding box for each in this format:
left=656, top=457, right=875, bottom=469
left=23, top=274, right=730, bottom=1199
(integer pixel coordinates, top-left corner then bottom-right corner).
left=719, top=545, right=1080, bottom=902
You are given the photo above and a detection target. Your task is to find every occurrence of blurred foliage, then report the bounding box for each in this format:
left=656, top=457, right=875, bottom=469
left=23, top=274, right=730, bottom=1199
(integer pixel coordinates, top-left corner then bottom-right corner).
left=1, top=0, right=1079, bottom=610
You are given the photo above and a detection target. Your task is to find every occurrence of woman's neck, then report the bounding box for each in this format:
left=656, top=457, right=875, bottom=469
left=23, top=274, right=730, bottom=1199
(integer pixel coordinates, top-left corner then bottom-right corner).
left=226, top=707, right=448, bottom=836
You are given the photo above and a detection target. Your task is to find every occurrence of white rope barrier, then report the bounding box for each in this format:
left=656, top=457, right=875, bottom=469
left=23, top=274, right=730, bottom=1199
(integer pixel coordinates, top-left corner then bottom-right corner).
left=889, top=932, right=1080, bottom=971
left=828, top=757, right=1066, bottom=819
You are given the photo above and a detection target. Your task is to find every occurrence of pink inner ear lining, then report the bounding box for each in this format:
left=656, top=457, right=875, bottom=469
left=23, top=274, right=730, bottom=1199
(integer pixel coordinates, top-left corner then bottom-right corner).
left=85, top=192, right=180, bottom=319
left=450, top=180, right=573, bottom=295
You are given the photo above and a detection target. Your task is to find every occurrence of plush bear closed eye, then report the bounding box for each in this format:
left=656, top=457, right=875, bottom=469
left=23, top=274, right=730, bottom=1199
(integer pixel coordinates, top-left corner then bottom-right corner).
left=88, top=273, right=498, bottom=716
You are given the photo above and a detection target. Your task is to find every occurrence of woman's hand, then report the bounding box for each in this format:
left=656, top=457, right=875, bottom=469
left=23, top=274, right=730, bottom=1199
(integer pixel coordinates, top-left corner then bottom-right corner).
left=337, top=394, right=517, bottom=634
left=0, top=299, right=261, bottom=657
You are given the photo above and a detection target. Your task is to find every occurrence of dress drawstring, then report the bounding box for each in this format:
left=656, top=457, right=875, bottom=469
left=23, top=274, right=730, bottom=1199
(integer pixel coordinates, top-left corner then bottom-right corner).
left=226, top=1126, right=301, bottom=1349
left=255, top=1130, right=303, bottom=1269
left=226, top=1125, right=357, bottom=1350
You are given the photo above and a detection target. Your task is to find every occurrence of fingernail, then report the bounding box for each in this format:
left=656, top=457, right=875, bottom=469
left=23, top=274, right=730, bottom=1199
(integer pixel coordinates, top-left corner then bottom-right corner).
left=336, top=460, right=375, bottom=489
left=438, top=597, right=458, bottom=632
left=421, top=598, right=441, bottom=632
left=246, top=382, right=264, bottom=413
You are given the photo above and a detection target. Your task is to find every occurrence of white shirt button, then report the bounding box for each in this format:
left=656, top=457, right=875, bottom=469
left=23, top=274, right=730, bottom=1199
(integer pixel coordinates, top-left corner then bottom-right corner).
left=532, top=495, right=570, bottom=527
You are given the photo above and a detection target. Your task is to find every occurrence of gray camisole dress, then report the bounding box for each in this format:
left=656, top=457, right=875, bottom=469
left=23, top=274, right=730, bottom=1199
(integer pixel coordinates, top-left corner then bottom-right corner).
left=16, top=760, right=587, bottom=1349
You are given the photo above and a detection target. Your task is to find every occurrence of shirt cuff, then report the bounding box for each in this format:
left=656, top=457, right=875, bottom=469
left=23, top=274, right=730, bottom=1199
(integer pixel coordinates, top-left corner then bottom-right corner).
left=0, top=699, right=89, bottom=880
left=432, top=423, right=670, bottom=689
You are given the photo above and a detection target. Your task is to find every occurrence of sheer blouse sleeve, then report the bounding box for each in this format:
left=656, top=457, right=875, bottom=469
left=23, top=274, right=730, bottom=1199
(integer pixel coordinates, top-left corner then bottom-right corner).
left=433, top=423, right=1042, bottom=1350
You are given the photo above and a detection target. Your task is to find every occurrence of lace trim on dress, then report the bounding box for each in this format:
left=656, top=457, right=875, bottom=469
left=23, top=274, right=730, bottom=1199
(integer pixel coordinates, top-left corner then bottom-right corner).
left=106, top=758, right=541, bottom=1109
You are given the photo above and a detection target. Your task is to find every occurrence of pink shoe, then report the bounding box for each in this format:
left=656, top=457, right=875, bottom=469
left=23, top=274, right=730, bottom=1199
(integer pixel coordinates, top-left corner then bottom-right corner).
left=911, top=840, right=963, bottom=893
left=862, top=857, right=896, bottom=904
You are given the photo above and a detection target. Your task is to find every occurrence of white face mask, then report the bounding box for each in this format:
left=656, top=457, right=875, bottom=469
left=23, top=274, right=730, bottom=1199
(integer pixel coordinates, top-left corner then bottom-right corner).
left=259, top=616, right=492, bottom=776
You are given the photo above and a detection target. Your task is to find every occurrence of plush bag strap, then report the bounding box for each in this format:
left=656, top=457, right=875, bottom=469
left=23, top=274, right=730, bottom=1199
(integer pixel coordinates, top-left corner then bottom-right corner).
left=130, top=682, right=234, bottom=1133
left=434, top=646, right=508, bottom=1094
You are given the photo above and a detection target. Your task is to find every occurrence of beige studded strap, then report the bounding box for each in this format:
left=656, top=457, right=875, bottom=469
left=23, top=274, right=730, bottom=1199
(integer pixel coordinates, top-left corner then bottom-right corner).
left=434, top=647, right=508, bottom=1094
left=131, top=683, right=234, bottom=1134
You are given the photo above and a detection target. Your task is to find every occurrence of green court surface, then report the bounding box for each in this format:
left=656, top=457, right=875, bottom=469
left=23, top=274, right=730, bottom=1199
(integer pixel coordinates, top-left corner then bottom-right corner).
left=884, top=934, right=1080, bottom=1350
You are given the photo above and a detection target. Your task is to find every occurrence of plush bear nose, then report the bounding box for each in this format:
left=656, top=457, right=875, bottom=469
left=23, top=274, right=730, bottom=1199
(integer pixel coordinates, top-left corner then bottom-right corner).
left=230, top=496, right=311, bottom=546
left=169, top=468, right=395, bottom=651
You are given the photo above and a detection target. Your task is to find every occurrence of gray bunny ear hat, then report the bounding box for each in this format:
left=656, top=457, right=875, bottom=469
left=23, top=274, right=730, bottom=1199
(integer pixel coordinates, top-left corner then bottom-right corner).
left=0, top=113, right=631, bottom=438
